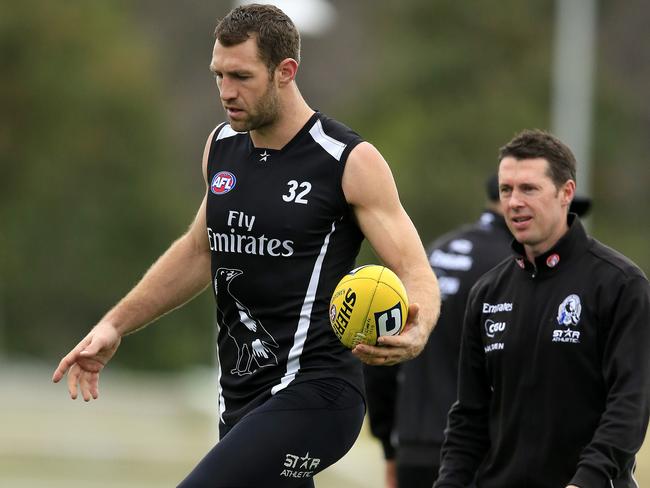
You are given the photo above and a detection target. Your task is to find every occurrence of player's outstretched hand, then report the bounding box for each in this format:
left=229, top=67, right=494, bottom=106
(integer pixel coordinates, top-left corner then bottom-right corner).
left=352, top=303, right=425, bottom=366
left=52, top=323, right=121, bottom=401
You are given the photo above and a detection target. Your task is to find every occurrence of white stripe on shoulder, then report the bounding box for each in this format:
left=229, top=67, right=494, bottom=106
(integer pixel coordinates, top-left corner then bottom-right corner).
left=216, top=124, right=242, bottom=141
left=271, top=220, right=337, bottom=395
left=308, top=119, right=347, bottom=161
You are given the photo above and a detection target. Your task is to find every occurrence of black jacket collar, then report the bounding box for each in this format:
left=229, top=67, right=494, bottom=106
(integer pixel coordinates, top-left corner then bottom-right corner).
left=511, top=213, right=590, bottom=278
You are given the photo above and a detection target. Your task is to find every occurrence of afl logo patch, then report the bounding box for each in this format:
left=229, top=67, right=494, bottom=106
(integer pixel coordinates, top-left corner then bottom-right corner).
left=211, top=171, right=236, bottom=195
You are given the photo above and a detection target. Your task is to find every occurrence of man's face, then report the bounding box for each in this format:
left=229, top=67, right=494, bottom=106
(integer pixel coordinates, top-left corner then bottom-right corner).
left=210, top=37, right=279, bottom=132
left=498, top=157, right=574, bottom=258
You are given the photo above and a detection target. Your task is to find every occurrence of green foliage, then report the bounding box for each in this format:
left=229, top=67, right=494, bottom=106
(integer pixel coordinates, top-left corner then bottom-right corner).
left=339, top=0, right=648, bottom=273
left=343, top=0, right=554, bottom=242
left=0, top=2, right=211, bottom=369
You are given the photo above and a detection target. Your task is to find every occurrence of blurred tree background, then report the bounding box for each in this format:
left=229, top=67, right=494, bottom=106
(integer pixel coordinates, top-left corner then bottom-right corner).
left=1, top=0, right=648, bottom=370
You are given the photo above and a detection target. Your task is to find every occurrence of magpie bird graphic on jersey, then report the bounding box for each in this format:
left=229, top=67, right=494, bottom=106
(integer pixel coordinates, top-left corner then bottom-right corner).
left=214, top=267, right=279, bottom=376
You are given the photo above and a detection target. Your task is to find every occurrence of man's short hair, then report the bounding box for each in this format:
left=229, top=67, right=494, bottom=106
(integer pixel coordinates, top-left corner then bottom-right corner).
left=498, top=129, right=577, bottom=189
left=214, top=4, right=301, bottom=74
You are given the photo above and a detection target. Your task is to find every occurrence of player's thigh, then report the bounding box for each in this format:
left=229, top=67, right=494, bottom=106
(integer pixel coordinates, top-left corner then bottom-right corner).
left=178, top=379, right=364, bottom=488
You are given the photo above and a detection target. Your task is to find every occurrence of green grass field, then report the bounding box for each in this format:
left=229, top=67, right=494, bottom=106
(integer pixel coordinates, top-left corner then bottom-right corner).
left=0, top=361, right=382, bottom=487
left=1, top=361, right=647, bottom=487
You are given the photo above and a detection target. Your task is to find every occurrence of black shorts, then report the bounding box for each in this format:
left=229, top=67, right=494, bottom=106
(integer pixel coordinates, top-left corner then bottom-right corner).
left=177, top=377, right=365, bottom=488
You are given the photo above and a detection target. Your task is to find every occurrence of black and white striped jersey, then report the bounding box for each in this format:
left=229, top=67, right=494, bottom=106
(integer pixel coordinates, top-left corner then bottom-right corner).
left=206, top=111, right=365, bottom=426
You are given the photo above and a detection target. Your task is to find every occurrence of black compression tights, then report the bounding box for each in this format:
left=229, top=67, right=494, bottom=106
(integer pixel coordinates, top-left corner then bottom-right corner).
left=177, top=378, right=365, bottom=488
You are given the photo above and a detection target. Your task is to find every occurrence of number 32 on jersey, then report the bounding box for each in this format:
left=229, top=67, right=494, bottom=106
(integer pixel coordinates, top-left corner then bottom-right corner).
left=283, top=180, right=311, bottom=205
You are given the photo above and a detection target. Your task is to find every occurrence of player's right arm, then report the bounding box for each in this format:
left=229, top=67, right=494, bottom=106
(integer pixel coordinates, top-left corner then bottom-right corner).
left=343, top=142, right=440, bottom=365
left=52, top=129, right=217, bottom=401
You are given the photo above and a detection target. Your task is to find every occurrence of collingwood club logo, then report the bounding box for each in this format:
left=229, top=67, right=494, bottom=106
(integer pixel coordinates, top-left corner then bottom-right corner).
left=557, top=294, right=582, bottom=326
left=552, top=294, right=582, bottom=343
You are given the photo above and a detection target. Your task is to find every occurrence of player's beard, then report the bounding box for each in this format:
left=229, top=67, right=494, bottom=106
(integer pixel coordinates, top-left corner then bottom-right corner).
left=229, top=79, right=280, bottom=133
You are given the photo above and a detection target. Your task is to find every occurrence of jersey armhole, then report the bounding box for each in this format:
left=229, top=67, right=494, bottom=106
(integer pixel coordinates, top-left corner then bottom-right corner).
left=335, top=137, right=364, bottom=214
left=206, top=122, right=229, bottom=177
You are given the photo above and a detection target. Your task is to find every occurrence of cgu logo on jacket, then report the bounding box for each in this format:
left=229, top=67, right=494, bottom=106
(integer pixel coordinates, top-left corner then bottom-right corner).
left=552, top=294, right=582, bottom=343
left=484, top=319, right=506, bottom=338
left=483, top=319, right=507, bottom=353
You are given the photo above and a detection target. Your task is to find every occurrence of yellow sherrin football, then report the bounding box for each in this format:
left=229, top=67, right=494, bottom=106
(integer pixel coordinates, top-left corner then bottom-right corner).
left=329, top=265, right=409, bottom=348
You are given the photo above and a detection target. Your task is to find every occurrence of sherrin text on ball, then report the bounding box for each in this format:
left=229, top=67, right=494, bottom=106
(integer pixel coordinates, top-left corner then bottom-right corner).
left=329, top=265, right=409, bottom=348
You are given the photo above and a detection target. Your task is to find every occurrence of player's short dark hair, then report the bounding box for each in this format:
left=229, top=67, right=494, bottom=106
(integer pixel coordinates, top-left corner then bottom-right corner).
left=498, top=129, right=577, bottom=189
left=214, top=4, right=301, bottom=74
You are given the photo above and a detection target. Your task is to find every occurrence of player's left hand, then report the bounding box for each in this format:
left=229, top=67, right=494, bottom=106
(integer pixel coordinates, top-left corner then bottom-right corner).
left=352, top=303, right=426, bottom=365
left=52, top=323, right=121, bottom=401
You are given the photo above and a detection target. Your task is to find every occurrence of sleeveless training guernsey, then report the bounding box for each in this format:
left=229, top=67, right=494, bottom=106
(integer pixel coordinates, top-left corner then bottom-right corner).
left=206, top=111, right=365, bottom=426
